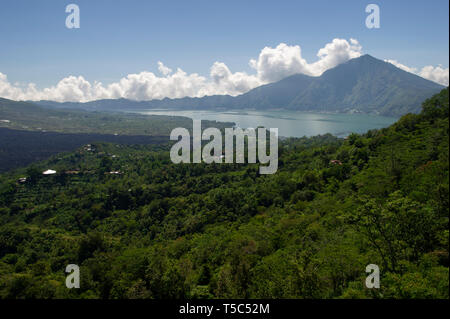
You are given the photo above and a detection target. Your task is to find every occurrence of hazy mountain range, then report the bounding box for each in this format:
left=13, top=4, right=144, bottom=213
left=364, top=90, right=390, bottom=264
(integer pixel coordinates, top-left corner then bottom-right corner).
left=32, top=55, right=446, bottom=117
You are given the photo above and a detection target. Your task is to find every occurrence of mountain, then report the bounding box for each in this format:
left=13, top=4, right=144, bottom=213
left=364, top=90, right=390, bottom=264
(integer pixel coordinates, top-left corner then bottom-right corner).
left=0, top=97, right=233, bottom=136
left=290, top=54, right=444, bottom=115
left=1, top=97, right=51, bottom=117
left=34, top=55, right=445, bottom=117
left=234, top=73, right=315, bottom=109
left=235, top=55, right=445, bottom=115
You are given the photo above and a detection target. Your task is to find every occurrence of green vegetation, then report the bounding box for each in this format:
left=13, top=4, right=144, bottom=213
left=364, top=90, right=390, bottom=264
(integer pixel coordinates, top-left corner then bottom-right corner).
left=0, top=128, right=170, bottom=173
left=0, top=89, right=448, bottom=299
left=0, top=97, right=233, bottom=135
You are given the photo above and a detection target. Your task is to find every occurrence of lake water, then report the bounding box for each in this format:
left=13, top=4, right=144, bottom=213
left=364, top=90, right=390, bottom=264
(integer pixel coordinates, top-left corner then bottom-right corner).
left=136, top=109, right=398, bottom=138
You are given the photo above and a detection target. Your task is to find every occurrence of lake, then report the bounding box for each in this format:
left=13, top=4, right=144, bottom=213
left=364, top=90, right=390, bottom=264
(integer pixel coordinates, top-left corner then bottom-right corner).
left=135, top=109, right=398, bottom=138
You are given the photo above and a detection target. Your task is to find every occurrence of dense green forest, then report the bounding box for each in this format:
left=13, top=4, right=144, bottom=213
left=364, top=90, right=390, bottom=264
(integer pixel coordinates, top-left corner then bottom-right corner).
left=0, top=89, right=448, bottom=299
left=0, top=128, right=170, bottom=173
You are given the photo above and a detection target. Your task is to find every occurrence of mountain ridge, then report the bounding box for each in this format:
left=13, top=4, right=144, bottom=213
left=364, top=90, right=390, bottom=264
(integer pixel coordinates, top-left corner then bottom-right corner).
left=32, top=54, right=446, bottom=117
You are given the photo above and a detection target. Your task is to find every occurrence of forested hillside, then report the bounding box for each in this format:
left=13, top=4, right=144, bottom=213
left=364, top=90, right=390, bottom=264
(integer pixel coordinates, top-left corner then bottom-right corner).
left=0, top=128, right=169, bottom=173
left=0, top=89, right=448, bottom=299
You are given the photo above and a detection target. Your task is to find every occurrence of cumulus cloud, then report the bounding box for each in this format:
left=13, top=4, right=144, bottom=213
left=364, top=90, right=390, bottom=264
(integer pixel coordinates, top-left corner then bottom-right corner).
left=157, top=61, right=172, bottom=76
left=0, top=38, right=447, bottom=103
left=210, top=62, right=260, bottom=95
left=310, top=38, right=363, bottom=76
left=249, top=38, right=362, bottom=82
left=418, top=65, right=449, bottom=86
left=385, top=59, right=417, bottom=73
left=385, top=59, right=449, bottom=86
left=106, top=69, right=210, bottom=100
left=249, top=43, right=310, bottom=82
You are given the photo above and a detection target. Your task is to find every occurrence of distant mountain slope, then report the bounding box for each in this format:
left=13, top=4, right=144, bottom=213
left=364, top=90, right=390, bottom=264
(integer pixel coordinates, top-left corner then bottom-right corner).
left=0, top=98, right=233, bottom=135
left=34, top=55, right=445, bottom=116
left=234, top=73, right=314, bottom=108
left=1, top=97, right=55, bottom=117
left=287, top=55, right=445, bottom=115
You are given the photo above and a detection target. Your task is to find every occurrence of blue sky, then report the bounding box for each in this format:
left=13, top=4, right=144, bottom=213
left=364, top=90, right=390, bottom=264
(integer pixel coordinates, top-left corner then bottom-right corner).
left=0, top=0, right=448, bottom=101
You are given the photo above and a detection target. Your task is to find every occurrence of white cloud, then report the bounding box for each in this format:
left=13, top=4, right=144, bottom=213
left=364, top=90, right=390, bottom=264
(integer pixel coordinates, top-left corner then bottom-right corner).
left=249, top=43, right=311, bottom=82
left=210, top=62, right=260, bottom=95
left=385, top=59, right=417, bottom=73
left=310, top=38, right=363, bottom=76
left=385, top=59, right=449, bottom=86
left=157, top=61, right=172, bottom=76
left=105, top=69, right=210, bottom=100
left=0, top=38, right=447, bottom=103
left=418, top=65, right=449, bottom=86
left=248, top=38, right=362, bottom=82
